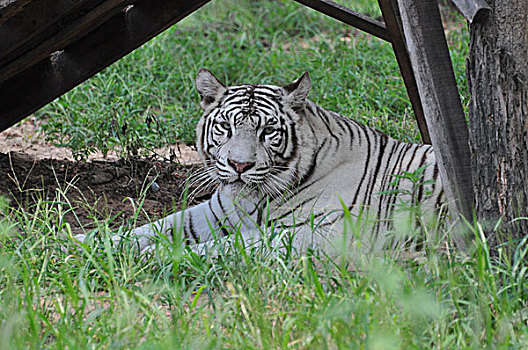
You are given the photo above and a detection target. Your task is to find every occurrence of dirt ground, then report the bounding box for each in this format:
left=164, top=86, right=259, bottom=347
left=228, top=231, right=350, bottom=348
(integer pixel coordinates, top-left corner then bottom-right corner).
left=0, top=118, right=208, bottom=233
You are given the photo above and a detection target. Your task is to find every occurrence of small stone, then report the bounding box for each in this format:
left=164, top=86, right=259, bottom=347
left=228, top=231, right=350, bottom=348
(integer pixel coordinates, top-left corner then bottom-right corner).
left=92, top=171, right=113, bottom=184
left=150, top=181, right=161, bottom=192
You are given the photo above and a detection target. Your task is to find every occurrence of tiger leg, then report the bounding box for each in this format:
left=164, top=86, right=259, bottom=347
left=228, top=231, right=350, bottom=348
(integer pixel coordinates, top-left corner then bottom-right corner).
left=72, top=197, right=220, bottom=251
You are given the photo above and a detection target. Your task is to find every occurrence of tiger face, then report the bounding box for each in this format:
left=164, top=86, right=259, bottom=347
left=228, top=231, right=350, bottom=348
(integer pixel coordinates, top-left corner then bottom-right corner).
left=195, top=69, right=311, bottom=196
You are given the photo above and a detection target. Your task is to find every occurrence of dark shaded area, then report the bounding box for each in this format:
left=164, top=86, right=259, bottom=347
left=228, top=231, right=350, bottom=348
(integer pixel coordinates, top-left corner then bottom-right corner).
left=0, top=0, right=210, bottom=132
left=0, top=152, right=210, bottom=233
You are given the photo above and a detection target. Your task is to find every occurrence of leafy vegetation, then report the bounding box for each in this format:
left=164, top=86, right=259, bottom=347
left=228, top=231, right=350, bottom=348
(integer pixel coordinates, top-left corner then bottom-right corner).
left=4, top=1, right=524, bottom=349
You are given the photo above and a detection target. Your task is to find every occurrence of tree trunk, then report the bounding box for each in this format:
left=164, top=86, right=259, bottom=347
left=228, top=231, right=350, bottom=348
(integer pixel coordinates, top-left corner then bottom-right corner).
left=467, top=0, right=528, bottom=244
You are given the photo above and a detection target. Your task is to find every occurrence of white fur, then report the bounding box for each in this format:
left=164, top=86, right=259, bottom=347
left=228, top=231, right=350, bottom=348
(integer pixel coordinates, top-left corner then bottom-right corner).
left=75, top=71, right=443, bottom=257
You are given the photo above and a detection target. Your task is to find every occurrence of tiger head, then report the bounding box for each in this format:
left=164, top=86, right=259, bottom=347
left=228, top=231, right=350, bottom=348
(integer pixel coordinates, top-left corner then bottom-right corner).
left=195, top=69, right=312, bottom=196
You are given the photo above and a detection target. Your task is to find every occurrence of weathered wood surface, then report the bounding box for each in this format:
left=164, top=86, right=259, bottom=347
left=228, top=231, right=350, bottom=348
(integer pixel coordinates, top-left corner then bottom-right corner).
left=451, top=0, right=491, bottom=23
left=293, top=0, right=390, bottom=42
left=0, top=0, right=210, bottom=132
left=0, top=0, right=108, bottom=66
left=378, top=0, right=431, bottom=144
left=397, top=0, right=474, bottom=222
left=0, top=0, right=134, bottom=83
left=0, top=0, right=30, bottom=22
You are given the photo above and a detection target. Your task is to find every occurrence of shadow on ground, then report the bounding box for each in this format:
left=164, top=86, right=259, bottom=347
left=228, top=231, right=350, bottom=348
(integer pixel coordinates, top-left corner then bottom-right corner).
left=0, top=152, right=211, bottom=233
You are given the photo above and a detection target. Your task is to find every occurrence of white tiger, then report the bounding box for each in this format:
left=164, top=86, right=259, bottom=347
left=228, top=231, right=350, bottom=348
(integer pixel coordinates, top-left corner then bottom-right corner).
left=76, top=69, right=444, bottom=255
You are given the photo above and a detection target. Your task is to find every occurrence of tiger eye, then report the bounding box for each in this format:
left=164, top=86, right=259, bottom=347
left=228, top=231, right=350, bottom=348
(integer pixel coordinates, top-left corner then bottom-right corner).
left=262, top=127, right=275, bottom=135
left=219, top=122, right=230, bottom=130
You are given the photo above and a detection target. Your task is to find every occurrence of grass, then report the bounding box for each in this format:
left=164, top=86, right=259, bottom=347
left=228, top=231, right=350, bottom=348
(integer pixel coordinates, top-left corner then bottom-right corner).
left=1, top=191, right=528, bottom=348
left=4, top=0, right=526, bottom=349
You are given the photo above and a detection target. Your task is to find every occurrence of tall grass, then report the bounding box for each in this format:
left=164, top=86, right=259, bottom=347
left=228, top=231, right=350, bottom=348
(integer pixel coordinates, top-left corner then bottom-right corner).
left=1, top=188, right=527, bottom=348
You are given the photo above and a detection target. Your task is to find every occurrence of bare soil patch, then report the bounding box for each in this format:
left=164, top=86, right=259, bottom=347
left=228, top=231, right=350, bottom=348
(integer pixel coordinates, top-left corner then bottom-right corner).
left=0, top=118, right=209, bottom=233
left=0, top=151, right=212, bottom=234
left=0, top=116, right=201, bottom=163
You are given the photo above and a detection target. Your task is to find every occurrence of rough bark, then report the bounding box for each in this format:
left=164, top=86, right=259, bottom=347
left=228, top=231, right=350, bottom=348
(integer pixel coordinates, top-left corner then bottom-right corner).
left=467, top=0, right=528, bottom=243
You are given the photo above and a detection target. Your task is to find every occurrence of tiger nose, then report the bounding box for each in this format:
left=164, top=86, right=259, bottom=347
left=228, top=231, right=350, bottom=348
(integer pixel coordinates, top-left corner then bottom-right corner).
left=227, top=159, right=255, bottom=173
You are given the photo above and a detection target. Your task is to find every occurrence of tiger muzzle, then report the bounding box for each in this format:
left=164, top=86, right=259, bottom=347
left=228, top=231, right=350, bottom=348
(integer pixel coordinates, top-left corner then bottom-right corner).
left=227, top=159, right=256, bottom=173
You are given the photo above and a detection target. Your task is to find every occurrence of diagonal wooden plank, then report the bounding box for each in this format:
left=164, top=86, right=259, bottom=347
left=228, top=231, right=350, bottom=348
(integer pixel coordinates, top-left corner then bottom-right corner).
left=0, top=0, right=210, bottom=132
left=0, top=0, right=134, bottom=84
left=293, top=0, right=391, bottom=42
left=378, top=0, right=430, bottom=144
left=0, top=0, right=31, bottom=23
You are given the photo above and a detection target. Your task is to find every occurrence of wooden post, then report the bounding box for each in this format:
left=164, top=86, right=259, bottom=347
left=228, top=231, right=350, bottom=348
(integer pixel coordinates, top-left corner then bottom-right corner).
left=396, top=0, right=474, bottom=221
left=451, top=0, right=491, bottom=23
left=378, top=0, right=431, bottom=144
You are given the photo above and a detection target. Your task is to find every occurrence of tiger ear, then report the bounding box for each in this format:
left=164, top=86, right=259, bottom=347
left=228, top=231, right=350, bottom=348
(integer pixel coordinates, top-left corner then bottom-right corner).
left=283, top=72, right=311, bottom=107
left=195, top=69, right=227, bottom=109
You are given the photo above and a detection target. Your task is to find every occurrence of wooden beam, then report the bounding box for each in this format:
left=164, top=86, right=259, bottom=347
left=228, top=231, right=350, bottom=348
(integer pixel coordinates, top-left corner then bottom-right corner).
left=396, top=0, right=474, bottom=220
left=378, top=0, right=431, bottom=144
left=0, top=0, right=133, bottom=83
left=0, top=0, right=30, bottom=23
left=0, top=0, right=107, bottom=65
left=451, top=0, right=491, bottom=23
left=293, top=0, right=391, bottom=42
left=0, top=0, right=210, bottom=132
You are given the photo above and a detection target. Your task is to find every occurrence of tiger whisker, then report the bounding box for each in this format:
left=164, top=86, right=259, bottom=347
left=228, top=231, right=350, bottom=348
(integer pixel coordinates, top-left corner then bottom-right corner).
left=186, top=166, right=216, bottom=185
left=263, top=176, right=286, bottom=199
left=266, top=173, right=295, bottom=200
left=185, top=173, right=215, bottom=191
left=182, top=165, right=219, bottom=201
left=187, top=176, right=219, bottom=202
left=189, top=163, right=216, bottom=176
left=259, top=181, right=274, bottom=198
left=270, top=166, right=300, bottom=185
